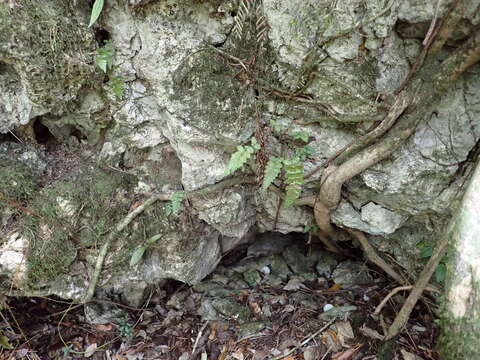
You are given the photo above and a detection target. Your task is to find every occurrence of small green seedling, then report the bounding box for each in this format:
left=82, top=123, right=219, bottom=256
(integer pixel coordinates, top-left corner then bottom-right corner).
left=130, top=234, right=162, bottom=267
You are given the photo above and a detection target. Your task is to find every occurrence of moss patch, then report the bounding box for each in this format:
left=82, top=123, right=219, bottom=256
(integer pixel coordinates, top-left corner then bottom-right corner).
left=171, top=49, right=256, bottom=145
left=438, top=312, right=480, bottom=359
left=21, top=167, right=135, bottom=285
left=0, top=0, right=97, bottom=114
left=0, top=159, right=37, bottom=215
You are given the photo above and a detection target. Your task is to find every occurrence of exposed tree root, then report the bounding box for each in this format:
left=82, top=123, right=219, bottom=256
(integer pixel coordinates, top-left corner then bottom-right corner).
left=429, top=0, right=471, bottom=53
left=374, top=285, right=440, bottom=316
left=82, top=175, right=256, bottom=303
left=384, top=221, right=451, bottom=340
left=344, top=228, right=407, bottom=286
left=314, top=27, right=480, bottom=241
left=305, top=91, right=412, bottom=180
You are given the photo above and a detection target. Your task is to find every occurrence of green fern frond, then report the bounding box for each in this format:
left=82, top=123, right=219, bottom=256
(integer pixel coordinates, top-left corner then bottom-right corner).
left=295, top=145, right=315, bottom=161
left=283, top=157, right=304, bottom=208
left=165, top=191, right=185, bottom=215
left=270, top=119, right=284, bottom=133
left=261, top=156, right=284, bottom=191
left=96, top=40, right=115, bottom=73
left=109, top=74, right=125, bottom=99
left=290, top=130, right=310, bottom=143
left=225, top=137, right=259, bottom=175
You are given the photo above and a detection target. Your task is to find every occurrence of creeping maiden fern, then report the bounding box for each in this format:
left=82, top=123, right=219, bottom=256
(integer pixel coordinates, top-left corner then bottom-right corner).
left=165, top=191, right=185, bottom=215
left=225, top=137, right=260, bottom=175
left=262, top=156, right=284, bottom=191
left=290, top=130, right=310, bottom=143
left=283, top=157, right=304, bottom=208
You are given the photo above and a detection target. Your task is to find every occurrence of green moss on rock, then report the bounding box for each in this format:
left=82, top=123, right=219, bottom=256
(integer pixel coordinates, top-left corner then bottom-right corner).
left=0, top=0, right=98, bottom=114
left=22, top=167, right=135, bottom=285
left=171, top=49, right=256, bottom=144
left=0, top=160, right=37, bottom=211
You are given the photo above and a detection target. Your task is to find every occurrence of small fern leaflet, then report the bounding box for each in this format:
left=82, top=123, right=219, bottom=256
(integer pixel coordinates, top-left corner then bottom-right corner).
left=165, top=191, right=185, bottom=215
left=261, top=156, right=283, bottom=191
left=225, top=137, right=259, bottom=175
left=283, top=157, right=304, bottom=208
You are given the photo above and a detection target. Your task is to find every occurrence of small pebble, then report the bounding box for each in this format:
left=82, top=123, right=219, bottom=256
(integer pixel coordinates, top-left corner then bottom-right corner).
left=323, top=303, right=334, bottom=312
left=260, top=265, right=271, bottom=275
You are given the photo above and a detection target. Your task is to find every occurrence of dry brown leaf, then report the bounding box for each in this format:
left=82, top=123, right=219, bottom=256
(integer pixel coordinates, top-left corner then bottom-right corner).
left=130, top=201, right=142, bottom=210
left=321, top=329, right=341, bottom=352
left=359, top=324, right=384, bottom=340
left=328, top=283, right=342, bottom=291
left=209, top=326, right=217, bottom=340
left=331, top=344, right=361, bottom=360
left=232, top=350, right=245, bottom=360
left=84, top=343, right=97, bottom=358
left=251, top=302, right=264, bottom=317
left=94, top=324, right=114, bottom=332
left=400, top=348, right=423, bottom=360
left=335, top=321, right=354, bottom=346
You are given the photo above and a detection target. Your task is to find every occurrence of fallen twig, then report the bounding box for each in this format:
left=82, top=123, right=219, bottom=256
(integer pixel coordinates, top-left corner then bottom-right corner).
left=268, top=317, right=337, bottom=360
left=191, top=321, right=209, bottom=356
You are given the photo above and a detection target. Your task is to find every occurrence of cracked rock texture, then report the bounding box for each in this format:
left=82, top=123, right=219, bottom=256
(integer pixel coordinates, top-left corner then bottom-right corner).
left=1, top=0, right=480, bottom=300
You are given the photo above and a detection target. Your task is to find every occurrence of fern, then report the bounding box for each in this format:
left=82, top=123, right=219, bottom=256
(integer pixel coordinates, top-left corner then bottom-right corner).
left=232, top=0, right=268, bottom=50
left=283, top=157, right=304, bottom=208
left=225, top=137, right=260, bottom=175
left=270, top=118, right=284, bottom=133
left=96, top=40, right=115, bottom=73
left=290, top=130, right=310, bottom=143
left=261, top=156, right=283, bottom=191
left=109, top=74, right=125, bottom=99
left=165, top=191, right=185, bottom=215
left=295, top=145, right=315, bottom=161
left=232, top=0, right=253, bottom=39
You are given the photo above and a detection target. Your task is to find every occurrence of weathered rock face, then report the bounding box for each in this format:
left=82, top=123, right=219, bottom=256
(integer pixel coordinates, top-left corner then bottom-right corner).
left=0, top=0, right=97, bottom=132
left=1, top=0, right=480, bottom=302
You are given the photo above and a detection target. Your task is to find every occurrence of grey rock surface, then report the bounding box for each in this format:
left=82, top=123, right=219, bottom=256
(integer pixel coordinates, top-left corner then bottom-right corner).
left=1, top=0, right=480, bottom=301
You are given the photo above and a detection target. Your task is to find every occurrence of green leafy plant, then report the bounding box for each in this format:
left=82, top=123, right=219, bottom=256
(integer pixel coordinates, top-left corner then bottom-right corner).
left=96, top=40, right=115, bottom=73
left=118, top=317, right=134, bottom=338
left=295, top=145, right=315, bottom=161
left=283, top=157, right=304, bottom=208
left=88, top=0, right=104, bottom=27
left=417, top=241, right=448, bottom=283
left=304, top=217, right=319, bottom=234
left=95, top=41, right=125, bottom=99
left=290, top=130, right=310, bottom=143
left=61, top=344, right=74, bottom=357
left=108, top=75, right=125, bottom=99
left=165, top=191, right=185, bottom=216
left=225, top=137, right=260, bottom=175
left=270, top=119, right=285, bottom=133
left=262, top=156, right=284, bottom=191
left=130, top=234, right=162, bottom=267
